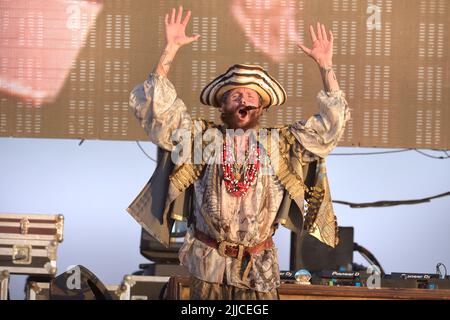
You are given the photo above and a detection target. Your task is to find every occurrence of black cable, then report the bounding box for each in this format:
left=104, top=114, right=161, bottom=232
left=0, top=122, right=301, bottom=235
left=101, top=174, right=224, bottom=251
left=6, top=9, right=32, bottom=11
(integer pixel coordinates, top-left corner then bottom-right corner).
left=77, top=139, right=157, bottom=162
left=136, top=141, right=157, bottom=162
left=134, top=141, right=450, bottom=208
left=137, top=141, right=449, bottom=160
left=354, top=242, right=385, bottom=275
left=330, top=149, right=412, bottom=156
left=331, top=148, right=450, bottom=159
left=414, top=149, right=450, bottom=159
left=333, top=191, right=450, bottom=208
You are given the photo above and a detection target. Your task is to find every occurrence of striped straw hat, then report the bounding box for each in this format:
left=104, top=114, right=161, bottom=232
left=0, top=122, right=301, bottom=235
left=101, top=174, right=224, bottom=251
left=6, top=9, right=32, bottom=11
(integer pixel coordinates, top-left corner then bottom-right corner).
left=200, top=64, right=287, bottom=109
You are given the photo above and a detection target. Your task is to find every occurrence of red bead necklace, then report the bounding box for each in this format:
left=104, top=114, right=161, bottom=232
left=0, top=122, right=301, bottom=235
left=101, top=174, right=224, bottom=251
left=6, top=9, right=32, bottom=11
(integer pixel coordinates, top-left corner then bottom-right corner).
left=222, top=139, right=261, bottom=197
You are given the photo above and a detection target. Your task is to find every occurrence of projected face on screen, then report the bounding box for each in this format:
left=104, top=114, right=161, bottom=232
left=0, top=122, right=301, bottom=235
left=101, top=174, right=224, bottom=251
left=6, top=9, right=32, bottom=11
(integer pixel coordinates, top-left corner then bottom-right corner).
left=0, top=0, right=103, bottom=105
left=231, top=0, right=300, bottom=62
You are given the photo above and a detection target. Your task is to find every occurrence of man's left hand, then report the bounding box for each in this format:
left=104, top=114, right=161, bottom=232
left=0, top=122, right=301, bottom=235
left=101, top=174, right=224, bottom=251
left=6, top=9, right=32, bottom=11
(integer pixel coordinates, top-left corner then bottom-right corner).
left=297, top=22, right=333, bottom=68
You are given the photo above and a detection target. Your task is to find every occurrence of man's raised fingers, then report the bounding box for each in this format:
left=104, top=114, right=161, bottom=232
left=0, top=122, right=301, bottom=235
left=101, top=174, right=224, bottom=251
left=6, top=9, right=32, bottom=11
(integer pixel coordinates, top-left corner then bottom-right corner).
left=321, top=24, right=328, bottom=42
left=176, top=6, right=183, bottom=24
left=170, top=8, right=176, bottom=24
left=182, top=10, right=192, bottom=26
left=189, top=34, right=201, bottom=43
left=317, top=22, right=323, bottom=41
left=297, top=43, right=312, bottom=56
left=309, top=25, right=317, bottom=42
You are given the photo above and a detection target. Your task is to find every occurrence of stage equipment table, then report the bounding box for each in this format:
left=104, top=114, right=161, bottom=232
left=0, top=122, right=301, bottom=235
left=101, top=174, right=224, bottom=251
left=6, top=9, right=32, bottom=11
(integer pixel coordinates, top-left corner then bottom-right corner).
left=167, top=276, right=450, bottom=300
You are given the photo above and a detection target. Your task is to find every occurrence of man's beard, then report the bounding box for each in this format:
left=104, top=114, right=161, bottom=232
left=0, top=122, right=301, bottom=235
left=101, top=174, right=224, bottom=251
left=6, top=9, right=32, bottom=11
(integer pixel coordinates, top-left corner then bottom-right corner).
left=221, top=108, right=261, bottom=130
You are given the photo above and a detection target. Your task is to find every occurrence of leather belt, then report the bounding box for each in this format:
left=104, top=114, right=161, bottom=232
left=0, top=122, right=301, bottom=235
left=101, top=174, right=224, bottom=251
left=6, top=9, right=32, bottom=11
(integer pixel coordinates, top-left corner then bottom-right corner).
left=194, top=230, right=274, bottom=261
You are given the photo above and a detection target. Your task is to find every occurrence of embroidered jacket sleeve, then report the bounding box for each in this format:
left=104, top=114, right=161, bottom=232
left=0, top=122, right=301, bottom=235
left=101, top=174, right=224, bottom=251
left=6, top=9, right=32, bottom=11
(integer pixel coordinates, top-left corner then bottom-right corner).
left=129, top=73, right=192, bottom=151
left=290, top=90, right=351, bottom=160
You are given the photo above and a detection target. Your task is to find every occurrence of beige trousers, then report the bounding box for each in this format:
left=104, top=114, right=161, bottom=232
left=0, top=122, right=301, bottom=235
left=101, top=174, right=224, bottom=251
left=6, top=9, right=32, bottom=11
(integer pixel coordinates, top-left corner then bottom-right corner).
left=189, top=276, right=279, bottom=300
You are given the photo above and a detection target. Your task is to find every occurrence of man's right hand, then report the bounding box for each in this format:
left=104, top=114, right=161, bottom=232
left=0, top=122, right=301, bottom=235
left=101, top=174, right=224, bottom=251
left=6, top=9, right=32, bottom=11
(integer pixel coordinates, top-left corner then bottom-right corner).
left=155, top=6, right=200, bottom=77
left=164, top=6, right=200, bottom=49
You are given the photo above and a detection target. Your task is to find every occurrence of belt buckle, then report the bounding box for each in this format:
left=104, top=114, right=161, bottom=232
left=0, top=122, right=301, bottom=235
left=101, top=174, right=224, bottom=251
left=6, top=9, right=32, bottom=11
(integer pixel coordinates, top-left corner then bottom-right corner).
left=218, top=241, right=244, bottom=261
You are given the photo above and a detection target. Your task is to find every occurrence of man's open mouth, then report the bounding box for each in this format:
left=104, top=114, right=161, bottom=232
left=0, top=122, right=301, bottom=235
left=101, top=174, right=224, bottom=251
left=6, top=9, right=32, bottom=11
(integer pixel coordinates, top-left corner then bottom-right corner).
left=237, top=105, right=257, bottom=119
left=238, top=108, right=248, bottom=119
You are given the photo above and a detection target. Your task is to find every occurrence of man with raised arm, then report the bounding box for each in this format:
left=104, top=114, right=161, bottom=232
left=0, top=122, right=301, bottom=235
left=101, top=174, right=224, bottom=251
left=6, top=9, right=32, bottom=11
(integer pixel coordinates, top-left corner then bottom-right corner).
left=129, top=6, right=350, bottom=300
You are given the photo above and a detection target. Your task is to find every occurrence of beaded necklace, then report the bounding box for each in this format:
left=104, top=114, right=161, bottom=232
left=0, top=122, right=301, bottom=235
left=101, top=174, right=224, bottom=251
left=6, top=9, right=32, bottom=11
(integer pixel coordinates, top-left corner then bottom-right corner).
left=222, top=138, right=261, bottom=197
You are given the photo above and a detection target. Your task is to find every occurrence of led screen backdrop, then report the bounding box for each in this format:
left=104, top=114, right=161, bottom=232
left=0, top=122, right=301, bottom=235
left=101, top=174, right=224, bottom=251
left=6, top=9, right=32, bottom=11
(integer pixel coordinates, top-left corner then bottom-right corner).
left=0, top=0, right=448, bottom=149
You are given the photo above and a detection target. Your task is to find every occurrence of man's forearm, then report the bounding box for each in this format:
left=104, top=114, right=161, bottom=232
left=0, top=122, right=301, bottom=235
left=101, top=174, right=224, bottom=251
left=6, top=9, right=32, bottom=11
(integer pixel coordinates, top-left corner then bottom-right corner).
left=154, top=44, right=179, bottom=77
left=318, top=61, right=340, bottom=94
